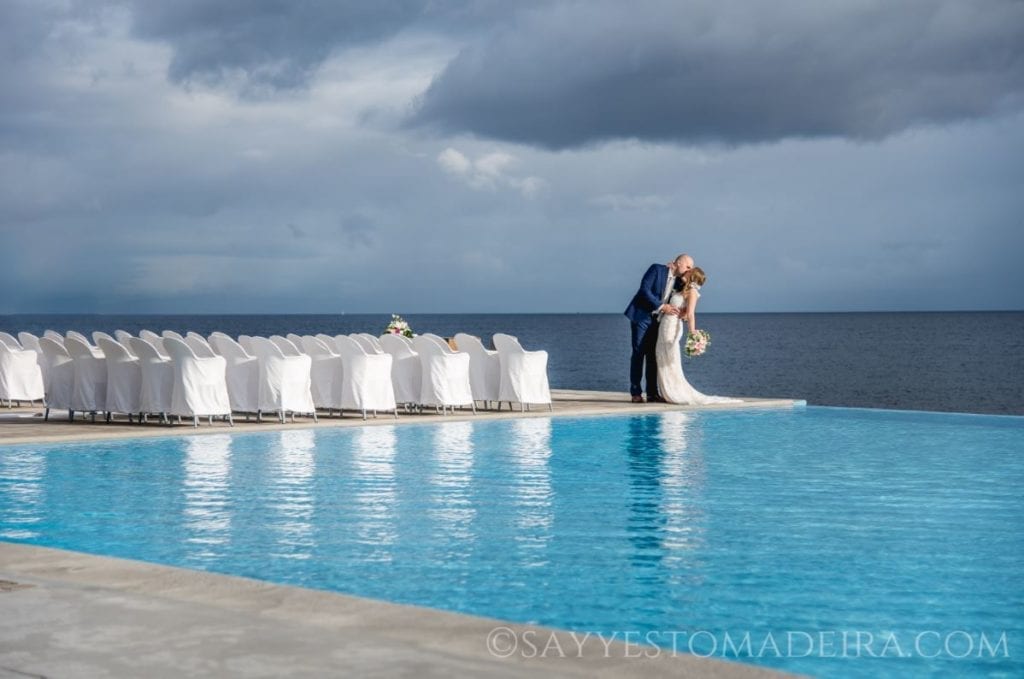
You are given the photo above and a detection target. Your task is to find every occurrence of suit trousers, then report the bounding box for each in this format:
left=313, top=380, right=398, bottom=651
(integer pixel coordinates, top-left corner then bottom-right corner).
left=630, top=317, right=660, bottom=398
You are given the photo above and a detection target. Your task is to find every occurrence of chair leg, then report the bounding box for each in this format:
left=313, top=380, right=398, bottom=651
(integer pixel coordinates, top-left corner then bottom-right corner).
left=313, top=411, right=318, bottom=423
left=548, top=402, right=553, bottom=412
left=471, top=401, right=477, bottom=414
left=193, top=415, right=198, bottom=427
left=69, top=409, right=74, bottom=421
left=91, top=412, right=96, bottom=423
left=393, top=409, right=399, bottom=420
left=361, top=409, right=367, bottom=421
left=228, top=413, right=234, bottom=426
left=208, top=415, right=213, bottom=426
left=44, top=408, right=50, bottom=421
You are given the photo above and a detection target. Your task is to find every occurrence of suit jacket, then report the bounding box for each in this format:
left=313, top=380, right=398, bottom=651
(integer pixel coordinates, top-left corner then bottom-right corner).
left=624, top=263, right=674, bottom=325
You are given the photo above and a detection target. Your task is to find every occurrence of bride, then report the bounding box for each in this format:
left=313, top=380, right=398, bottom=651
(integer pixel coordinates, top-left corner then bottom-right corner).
left=656, top=267, right=741, bottom=405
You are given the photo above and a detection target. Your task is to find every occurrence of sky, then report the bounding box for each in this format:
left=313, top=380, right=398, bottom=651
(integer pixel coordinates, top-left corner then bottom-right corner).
left=1, top=0, right=1022, bottom=314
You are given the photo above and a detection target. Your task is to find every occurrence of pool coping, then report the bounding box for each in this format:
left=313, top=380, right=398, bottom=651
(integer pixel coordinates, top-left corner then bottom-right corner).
left=0, top=541, right=795, bottom=678
left=0, top=389, right=806, bottom=446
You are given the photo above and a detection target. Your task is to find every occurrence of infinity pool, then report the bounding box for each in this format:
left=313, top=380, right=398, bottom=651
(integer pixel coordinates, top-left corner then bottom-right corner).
left=1, top=407, right=1021, bottom=677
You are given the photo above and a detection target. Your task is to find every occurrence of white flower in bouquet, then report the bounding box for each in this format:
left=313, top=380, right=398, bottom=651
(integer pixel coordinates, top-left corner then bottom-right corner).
left=685, top=329, right=711, bottom=357
left=385, top=314, right=415, bottom=338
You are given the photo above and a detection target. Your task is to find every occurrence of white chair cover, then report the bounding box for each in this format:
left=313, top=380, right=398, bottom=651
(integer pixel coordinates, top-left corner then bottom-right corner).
left=454, top=333, right=501, bottom=405
left=139, top=330, right=168, bottom=358
left=161, top=329, right=185, bottom=342
left=66, top=330, right=91, bottom=346
left=334, top=335, right=396, bottom=416
left=412, top=335, right=474, bottom=410
left=493, top=333, right=552, bottom=408
left=286, top=333, right=306, bottom=351
left=18, top=332, right=39, bottom=349
left=208, top=334, right=259, bottom=414
left=114, top=329, right=134, bottom=346
left=422, top=333, right=453, bottom=353
left=43, top=330, right=64, bottom=343
left=184, top=334, right=217, bottom=358
left=357, top=333, right=384, bottom=353
left=0, top=342, right=45, bottom=404
left=97, top=338, right=141, bottom=417
left=237, top=335, right=256, bottom=354
left=128, top=337, right=173, bottom=419
left=270, top=335, right=302, bottom=356
left=316, top=334, right=339, bottom=352
left=65, top=336, right=107, bottom=415
left=301, top=336, right=344, bottom=410
left=251, top=337, right=315, bottom=421
left=92, top=331, right=116, bottom=346
left=163, top=337, right=232, bottom=421
left=349, top=334, right=379, bottom=354
left=379, top=334, right=421, bottom=406
left=38, top=338, right=74, bottom=417
left=0, top=332, right=21, bottom=349
left=17, top=333, right=48, bottom=389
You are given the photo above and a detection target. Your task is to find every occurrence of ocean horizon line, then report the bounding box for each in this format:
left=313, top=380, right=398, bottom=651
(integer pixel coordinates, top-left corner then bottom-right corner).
left=2, top=309, right=1021, bottom=317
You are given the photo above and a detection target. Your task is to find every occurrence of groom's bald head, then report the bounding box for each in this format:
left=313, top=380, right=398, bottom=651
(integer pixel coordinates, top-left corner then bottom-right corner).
left=673, top=254, right=694, bottom=274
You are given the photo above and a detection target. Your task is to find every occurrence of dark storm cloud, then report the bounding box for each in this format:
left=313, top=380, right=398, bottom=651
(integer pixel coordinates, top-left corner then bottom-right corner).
left=118, top=0, right=530, bottom=91
left=409, top=0, right=1024, bottom=148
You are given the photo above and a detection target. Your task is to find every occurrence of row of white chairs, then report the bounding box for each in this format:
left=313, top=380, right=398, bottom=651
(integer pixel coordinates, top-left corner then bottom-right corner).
left=0, top=329, right=551, bottom=425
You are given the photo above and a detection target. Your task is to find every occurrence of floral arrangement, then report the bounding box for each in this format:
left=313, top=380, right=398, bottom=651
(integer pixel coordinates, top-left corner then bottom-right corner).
left=685, top=329, right=711, bottom=357
left=385, top=314, right=415, bottom=338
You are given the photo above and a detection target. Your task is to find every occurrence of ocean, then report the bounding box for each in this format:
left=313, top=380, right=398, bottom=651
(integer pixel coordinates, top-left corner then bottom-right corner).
left=2, top=312, right=1022, bottom=416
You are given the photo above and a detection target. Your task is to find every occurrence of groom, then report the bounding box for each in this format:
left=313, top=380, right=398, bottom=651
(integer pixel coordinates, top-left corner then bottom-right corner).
left=623, top=254, right=694, bottom=403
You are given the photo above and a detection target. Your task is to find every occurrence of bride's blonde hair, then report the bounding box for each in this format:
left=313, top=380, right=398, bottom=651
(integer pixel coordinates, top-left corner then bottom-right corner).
left=685, top=267, right=706, bottom=291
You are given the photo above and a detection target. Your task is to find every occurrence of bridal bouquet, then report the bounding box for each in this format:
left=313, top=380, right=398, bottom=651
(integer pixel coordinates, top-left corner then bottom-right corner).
left=385, top=314, right=415, bottom=338
left=685, top=329, right=711, bottom=357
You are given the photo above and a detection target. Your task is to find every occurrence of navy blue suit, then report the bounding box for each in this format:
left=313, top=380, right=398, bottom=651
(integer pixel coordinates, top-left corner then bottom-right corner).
left=624, top=263, right=671, bottom=398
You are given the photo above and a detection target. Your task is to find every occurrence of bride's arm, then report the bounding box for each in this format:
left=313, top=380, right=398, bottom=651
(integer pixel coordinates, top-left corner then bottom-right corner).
left=683, top=290, right=699, bottom=332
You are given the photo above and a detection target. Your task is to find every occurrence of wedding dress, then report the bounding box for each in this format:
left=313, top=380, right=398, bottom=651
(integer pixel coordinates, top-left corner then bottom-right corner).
left=656, top=290, right=741, bottom=405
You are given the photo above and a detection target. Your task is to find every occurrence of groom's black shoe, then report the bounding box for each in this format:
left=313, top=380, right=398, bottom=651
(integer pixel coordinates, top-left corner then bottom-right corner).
left=631, top=395, right=645, bottom=403
left=647, top=396, right=667, bottom=403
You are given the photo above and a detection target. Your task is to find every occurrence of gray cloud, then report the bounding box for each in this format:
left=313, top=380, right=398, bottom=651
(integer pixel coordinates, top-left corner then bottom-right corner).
left=410, top=0, right=1024, bottom=148
left=118, top=0, right=529, bottom=92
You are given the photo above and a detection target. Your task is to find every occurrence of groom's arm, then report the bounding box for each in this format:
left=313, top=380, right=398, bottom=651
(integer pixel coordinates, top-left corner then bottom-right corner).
left=635, top=264, right=663, bottom=313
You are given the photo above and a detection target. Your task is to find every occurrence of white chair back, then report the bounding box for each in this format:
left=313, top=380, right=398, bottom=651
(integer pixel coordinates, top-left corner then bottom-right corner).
left=92, top=331, right=116, bottom=346
left=270, top=335, right=302, bottom=356
left=66, top=330, right=92, bottom=347
left=0, top=331, right=21, bottom=349
left=64, top=336, right=107, bottom=414
left=18, top=332, right=40, bottom=351
left=38, top=337, right=74, bottom=412
left=127, top=337, right=173, bottom=418
left=454, top=333, right=501, bottom=404
left=97, top=337, right=141, bottom=417
left=163, top=336, right=231, bottom=420
left=162, top=329, right=185, bottom=342
left=185, top=334, right=217, bottom=358
left=139, top=330, right=168, bottom=357
left=316, top=334, right=338, bottom=352
left=43, top=329, right=63, bottom=343
left=208, top=334, right=259, bottom=414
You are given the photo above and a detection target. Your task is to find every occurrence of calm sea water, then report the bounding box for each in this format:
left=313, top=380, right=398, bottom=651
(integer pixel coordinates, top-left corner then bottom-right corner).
left=2, top=312, right=1022, bottom=415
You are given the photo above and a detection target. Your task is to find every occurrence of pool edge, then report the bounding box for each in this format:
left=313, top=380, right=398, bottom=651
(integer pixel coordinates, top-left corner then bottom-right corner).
left=0, top=540, right=797, bottom=679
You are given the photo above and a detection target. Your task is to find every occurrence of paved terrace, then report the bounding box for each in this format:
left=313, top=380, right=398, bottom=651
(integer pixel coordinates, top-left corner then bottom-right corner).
left=0, top=391, right=803, bottom=678
left=0, top=389, right=803, bottom=445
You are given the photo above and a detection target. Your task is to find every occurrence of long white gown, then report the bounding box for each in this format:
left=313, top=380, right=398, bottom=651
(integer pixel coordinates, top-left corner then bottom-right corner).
left=656, top=291, right=742, bottom=405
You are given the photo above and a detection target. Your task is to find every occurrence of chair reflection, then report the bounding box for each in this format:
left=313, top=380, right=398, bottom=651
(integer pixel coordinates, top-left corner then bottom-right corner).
left=0, top=449, right=47, bottom=540
left=351, top=425, right=398, bottom=562
left=182, top=434, right=233, bottom=560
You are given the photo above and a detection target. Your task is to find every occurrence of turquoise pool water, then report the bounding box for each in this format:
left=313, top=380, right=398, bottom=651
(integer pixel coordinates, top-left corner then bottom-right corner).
left=1, top=407, right=1021, bottom=677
